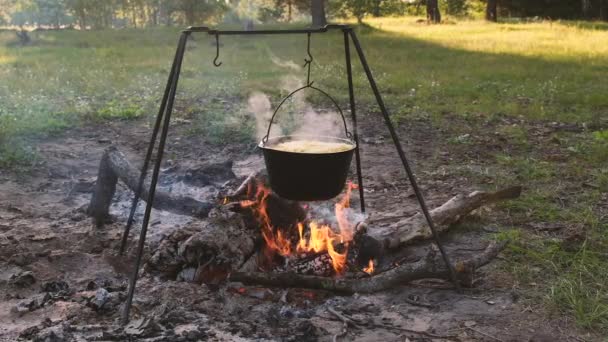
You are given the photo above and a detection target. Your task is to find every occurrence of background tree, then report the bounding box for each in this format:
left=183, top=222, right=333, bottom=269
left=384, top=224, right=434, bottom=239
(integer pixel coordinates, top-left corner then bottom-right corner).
left=311, top=0, right=326, bottom=26
left=332, top=0, right=372, bottom=23
left=426, top=0, right=441, bottom=22
left=446, top=0, right=467, bottom=16
left=485, top=0, right=497, bottom=21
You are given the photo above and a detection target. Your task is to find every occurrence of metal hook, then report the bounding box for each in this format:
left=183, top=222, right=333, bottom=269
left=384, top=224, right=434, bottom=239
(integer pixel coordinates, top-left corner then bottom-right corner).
left=304, top=32, right=313, bottom=86
left=303, top=32, right=313, bottom=66
left=213, top=33, right=222, bottom=67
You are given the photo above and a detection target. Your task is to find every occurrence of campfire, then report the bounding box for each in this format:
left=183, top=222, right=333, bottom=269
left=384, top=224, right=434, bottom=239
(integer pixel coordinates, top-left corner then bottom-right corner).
left=240, top=181, right=361, bottom=276
left=80, top=26, right=525, bottom=325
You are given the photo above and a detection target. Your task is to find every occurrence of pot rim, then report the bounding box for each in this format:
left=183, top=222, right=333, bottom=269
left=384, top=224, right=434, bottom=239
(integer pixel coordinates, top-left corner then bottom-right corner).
left=258, top=134, right=356, bottom=152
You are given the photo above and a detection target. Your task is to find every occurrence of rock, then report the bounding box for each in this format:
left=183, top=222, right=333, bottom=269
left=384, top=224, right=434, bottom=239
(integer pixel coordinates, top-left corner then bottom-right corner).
left=92, top=288, right=110, bottom=309
left=41, top=280, right=70, bottom=295
left=85, top=278, right=127, bottom=292
left=10, top=251, right=50, bottom=266
left=33, top=324, right=72, bottom=342
left=124, top=317, right=160, bottom=337
left=176, top=268, right=196, bottom=282
left=9, top=270, right=36, bottom=287
left=85, top=287, right=122, bottom=311
left=12, top=293, right=50, bottom=315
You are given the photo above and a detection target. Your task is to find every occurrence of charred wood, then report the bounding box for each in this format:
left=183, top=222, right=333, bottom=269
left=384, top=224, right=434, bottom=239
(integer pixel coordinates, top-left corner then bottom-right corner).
left=146, top=207, right=256, bottom=282
left=229, top=240, right=507, bottom=293
left=87, top=146, right=216, bottom=226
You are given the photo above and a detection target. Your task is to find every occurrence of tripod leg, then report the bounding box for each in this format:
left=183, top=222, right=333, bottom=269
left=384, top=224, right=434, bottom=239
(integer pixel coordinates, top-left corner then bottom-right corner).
left=347, top=29, right=460, bottom=289
left=121, top=32, right=190, bottom=325
left=343, top=30, right=365, bottom=213
left=118, top=33, right=184, bottom=255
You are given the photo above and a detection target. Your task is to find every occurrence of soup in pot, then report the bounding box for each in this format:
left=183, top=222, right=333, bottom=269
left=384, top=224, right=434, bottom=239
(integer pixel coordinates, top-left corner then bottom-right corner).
left=271, top=139, right=354, bottom=154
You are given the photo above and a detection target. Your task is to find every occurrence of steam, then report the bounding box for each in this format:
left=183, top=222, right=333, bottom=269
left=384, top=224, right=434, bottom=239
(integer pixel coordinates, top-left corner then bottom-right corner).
left=247, top=91, right=283, bottom=141
left=247, top=55, right=348, bottom=141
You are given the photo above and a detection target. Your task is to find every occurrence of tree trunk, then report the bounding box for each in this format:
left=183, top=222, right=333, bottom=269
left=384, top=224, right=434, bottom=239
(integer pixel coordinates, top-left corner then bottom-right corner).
left=426, top=0, right=441, bottom=23
left=311, top=0, right=327, bottom=27
left=287, top=0, right=292, bottom=22
left=582, top=0, right=591, bottom=19
left=486, top=0, right=498, bottom=22
left=15, top=28, right=31, bottom=45
left=600, top=0, right=608, bottom=21
left=78, top=9, right=87, bottom=30
left=132, top=9, right=137, bottom=28
left=373, top=0, right=381, bottom=17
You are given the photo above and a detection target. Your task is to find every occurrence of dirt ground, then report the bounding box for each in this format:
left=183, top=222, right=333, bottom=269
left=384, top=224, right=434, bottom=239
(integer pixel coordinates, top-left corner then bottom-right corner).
left=0, top=115, right=598, bottom=341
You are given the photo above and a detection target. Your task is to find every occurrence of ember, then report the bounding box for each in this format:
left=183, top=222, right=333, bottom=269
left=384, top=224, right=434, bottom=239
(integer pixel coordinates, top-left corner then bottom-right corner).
left=241, top=181, right=358, bottom=275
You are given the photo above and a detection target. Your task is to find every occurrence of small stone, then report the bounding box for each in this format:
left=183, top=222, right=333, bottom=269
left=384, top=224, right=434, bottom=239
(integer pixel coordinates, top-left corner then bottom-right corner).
left=464, top=320, right=477, bottom=327
left=176, top=268, right=196, bottom=282
left=486, top=300, right=496, bottom=305
left=41, top=280, right=70, bottom=294
left=88, top=288, right=111, bottom=310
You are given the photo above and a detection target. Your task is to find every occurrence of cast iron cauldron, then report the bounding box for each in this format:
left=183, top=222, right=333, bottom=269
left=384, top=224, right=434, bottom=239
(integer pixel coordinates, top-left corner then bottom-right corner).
left=259, top=135, right=355, bottom=201
left=258, top=84, right=356, bottom=201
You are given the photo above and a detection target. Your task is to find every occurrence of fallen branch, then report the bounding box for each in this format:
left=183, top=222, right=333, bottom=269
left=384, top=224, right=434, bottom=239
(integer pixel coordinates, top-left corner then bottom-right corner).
left=328, top=308, right=353, bottom=342
left=230, top=240, right=507, bottom=293
left=87, top=146, right=214, bottom=226
left=374, top=186, right=521, bottom=249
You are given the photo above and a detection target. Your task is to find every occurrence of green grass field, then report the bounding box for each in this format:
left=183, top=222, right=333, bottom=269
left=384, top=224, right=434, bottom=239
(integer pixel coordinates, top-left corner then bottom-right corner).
left=1, top=17, right=607, bottom=332
left=2, top=18, right=608, bottom=164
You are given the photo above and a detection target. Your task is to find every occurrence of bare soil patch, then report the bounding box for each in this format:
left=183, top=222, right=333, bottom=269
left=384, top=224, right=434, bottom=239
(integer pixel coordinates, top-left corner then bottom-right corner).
left=0, top=116, right=595, bottom=341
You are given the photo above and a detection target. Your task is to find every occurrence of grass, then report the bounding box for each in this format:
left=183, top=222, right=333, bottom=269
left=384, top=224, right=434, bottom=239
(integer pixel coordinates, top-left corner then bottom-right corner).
left=2, top=18, right=608, bottom=166
left=1, top=17, right=608, bottom=332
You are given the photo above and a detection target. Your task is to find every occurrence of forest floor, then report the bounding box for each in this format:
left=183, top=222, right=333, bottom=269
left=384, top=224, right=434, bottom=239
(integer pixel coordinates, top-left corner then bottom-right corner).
left=0, top=17, right=607, bottom=340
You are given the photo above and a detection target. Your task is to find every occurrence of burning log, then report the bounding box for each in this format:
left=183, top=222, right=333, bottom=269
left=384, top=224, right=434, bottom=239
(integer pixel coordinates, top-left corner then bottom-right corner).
left=87, top=146, right=220, bottom=226
left=229, top=240, right=507, bottom=293
left=281, top=252, right=335, bottom=276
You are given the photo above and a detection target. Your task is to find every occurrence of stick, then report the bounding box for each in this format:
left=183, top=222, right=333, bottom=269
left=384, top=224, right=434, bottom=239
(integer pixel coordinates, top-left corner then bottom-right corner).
left=403, top=297, right=435, bottom=309
left=230, top=241, right=507, bottom=293
left=227, top=172, right=259, bottom=199
left=87, top=146, right=214, bottom=226
left=328, top=308, right=355, bottom=342
left=327, top=307, right=359, bottom=327
left=466, top=326, right=504, bottom=342
left=332, top=321, right=348, bottom=342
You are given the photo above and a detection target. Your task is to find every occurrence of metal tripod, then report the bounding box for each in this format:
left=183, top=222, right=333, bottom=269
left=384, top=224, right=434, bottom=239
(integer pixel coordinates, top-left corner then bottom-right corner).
left=119, top=25, right=459, bottom=325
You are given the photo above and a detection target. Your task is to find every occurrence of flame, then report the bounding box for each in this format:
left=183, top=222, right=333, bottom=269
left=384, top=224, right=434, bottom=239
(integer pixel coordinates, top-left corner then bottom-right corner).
left=363, top=259, right=375, bottom=275
left=336, top=182, right=357, bottom=242
left=242, top=181, right=357, bottom=275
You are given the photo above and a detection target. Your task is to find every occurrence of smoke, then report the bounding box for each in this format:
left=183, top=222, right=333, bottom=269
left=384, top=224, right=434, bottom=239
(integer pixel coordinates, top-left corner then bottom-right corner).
left=247, top=55, right=348, bottom=142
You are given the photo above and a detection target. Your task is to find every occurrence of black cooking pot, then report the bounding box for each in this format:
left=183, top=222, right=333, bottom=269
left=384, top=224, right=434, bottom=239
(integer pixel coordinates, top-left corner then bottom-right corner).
left=259, top=135, right=355, bottom=201
left=258, top=84, right=355, bottom=201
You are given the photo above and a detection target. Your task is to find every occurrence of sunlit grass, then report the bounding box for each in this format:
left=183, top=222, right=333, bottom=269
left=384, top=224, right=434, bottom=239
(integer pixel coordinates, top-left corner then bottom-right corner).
left=367, top=17, right=608, bottom=60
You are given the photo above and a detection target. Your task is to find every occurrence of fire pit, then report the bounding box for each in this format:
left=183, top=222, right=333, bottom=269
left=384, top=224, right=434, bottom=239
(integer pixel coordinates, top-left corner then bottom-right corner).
left=116, top=25, right=471, bottom=324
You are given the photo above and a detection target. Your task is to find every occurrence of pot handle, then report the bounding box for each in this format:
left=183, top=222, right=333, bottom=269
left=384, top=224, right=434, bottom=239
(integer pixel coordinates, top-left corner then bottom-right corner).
left=262, top=85, right=351, bottom=144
